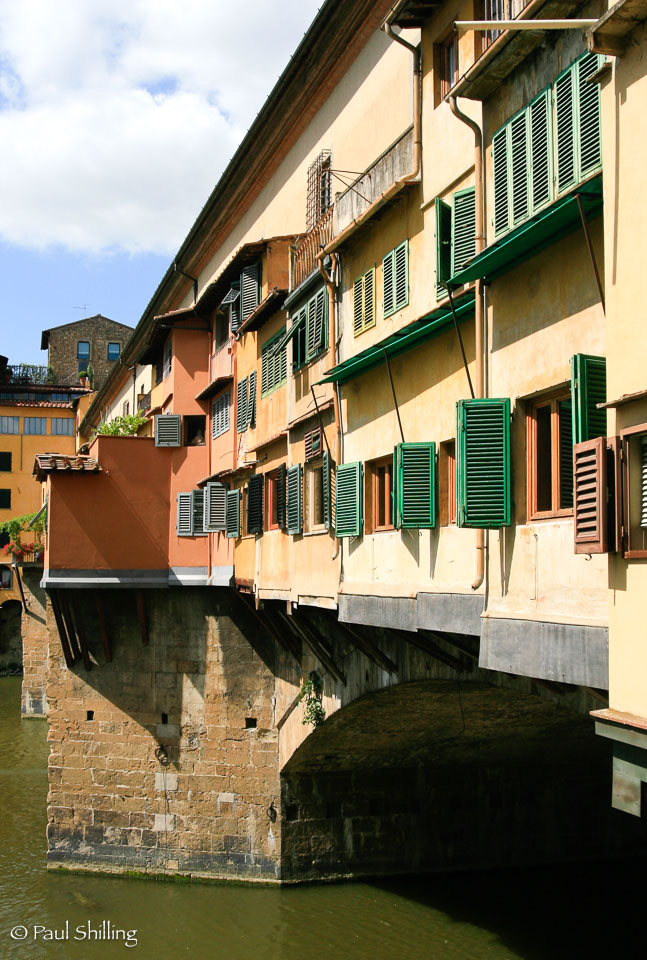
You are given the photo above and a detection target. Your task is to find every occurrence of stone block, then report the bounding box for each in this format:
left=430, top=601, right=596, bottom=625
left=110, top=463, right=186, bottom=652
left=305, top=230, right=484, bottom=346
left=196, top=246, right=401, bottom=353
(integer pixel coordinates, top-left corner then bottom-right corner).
left=153, top=814, right=176, bottom=832
left=155, top=772, right=178, bottom=792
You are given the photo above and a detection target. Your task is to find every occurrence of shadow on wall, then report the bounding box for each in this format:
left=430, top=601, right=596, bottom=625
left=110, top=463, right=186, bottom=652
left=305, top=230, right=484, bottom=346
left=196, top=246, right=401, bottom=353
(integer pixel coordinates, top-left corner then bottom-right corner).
left=0, top=599, right=22, bottom=673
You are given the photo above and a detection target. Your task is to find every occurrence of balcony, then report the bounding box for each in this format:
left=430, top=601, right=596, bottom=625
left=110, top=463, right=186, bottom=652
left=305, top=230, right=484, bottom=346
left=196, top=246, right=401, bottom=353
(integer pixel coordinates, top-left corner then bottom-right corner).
left=137, top=390, right=151, bottom=414
left=195, top=337, right=234, bottom=401
left=292, top=207, right=334, bottom=290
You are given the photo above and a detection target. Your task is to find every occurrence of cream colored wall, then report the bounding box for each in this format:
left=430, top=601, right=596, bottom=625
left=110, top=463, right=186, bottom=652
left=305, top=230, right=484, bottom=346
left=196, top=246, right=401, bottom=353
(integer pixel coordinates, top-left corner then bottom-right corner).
left=104, top=365, right=152, bottom=422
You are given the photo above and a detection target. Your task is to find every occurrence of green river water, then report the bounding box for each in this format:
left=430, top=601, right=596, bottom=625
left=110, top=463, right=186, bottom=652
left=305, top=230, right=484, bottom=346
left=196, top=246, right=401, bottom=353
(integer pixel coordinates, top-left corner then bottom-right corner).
left=0, top=676, right=642, bottom=959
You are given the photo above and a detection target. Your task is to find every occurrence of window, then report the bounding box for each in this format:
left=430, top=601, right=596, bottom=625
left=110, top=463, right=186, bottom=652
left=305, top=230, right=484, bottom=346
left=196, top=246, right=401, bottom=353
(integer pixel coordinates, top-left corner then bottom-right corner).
left=203, top=482, right=226, bottom=532
left=107, top=343, right=120, bottom=361
left=439, top=441, right=456, bottom=526
left=176, top=490, right=207, bottom=536
left=154, top=414, right=182, bottom=447
left=365, top=456, right=393, bottom=533
left=457, top=398, right=511, bottom=528
left=23, top=418, right=47, bottom=435
left=240, top=263, right=260, bottom=326
left=155, top=355, right=163, bottom=386
left=211, top=391, right=230, bottom=439
left=77, top=341, right=90, bottom=360
left=435, top=188, right=476, bottom=298
left=335, top=462, right=363, bottom=538
left=50, top=393, right=69, bottom=402
left=266, top=470, right=281, bottom=530
left=287, top=464, right=303, bottom=535
left=0, top=452, right=11, bottom=471
left=527, top=391, right=573, bottom=519
left=0, top=417, right=19, bottom=435
left=185, top=415, right=206, bottom=446
left=122, top=400, right=130, bottom=418
left=306, top=149, right=332, bottom=230
left=353, top=267, right=376, bottom=337
left=0, top=566, right=11, bottom=588
left=215, top=311, right=229, bottom=350
left=247, top=475, right=264, bottom=535
left=571, top=354, right=606, bottom=444
left=50, top=419, right=73, bottom=437
left=439, top=31, right=459, bottom=100
left=493, top=53, right=603, bottom=239
left=618, top=425, right=647, bottom=558
left=305, top=461, right=325, bottom=531
left=237, top=377, right=249, bottom=433
left=225, top=489, right=241, bottom=539
left=292, top=308, right=307, bottom=369
left=261, top=329, right=288, bottom=397
left=383, top=240, right=409, bottom=318
left=163, top=338, right=172, bottom=379
left=0, top=489, right=10, bottom=509
left=219, top=281, right=241, bottom=333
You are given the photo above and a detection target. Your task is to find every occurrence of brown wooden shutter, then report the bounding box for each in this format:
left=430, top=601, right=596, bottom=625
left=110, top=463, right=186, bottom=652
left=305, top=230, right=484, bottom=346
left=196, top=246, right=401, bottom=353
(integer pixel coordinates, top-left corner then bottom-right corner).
left=573, top=437, right=608, bottom=554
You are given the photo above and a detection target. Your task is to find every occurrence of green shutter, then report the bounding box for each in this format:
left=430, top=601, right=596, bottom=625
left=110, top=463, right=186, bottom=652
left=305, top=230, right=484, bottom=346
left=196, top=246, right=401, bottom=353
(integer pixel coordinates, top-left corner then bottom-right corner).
left=451, top=189, right=476, bottom=276
left=529, top=89, right=552, bottom=214
left=577, top=53, right=602, bottom=178
left=287, top=464, right=302, bottom=535
left=248, top=370, right=257, bottom=428
left=225, top=489, right=240, bottom=539
left=555, top=65, right=576, bottom=195
left=322, top=450, right=333, bottom=530
left=335, top=462, right=362, bottom=538
left=383, top=248, right=395, bottom=317
left=394, top=442, right=436, bottom=529
left=353, top=268, right=376, bottom=335
left=353, top=276, right=363, bottom=334
left=247, top=474, right=264, bottom=535
left=236, top=377, right=248, bottom=433
left=435, top=198, right=452, bottom=298
left=571, top=354, right=606, bottom=444
left=493, top=126, right=510, bottom=237
left=277, top=463, right=287, bottom=529
left=457, top=398, right=511, bottom=528
left=394, top=240, right=409, bottom=311
left=307, top=288, right=327, bottom=359
left=510, top=111, right=529, bottom=225
left=229, top=281, right=241, bottom=332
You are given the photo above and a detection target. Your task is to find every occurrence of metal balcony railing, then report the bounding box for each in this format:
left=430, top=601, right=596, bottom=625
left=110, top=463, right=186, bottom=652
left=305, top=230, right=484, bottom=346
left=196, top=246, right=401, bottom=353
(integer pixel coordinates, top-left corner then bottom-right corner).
left=211, top=337, right=234, bottom=382
left=482, top=0, right=531, bottom=50
left=292, top=207, right=334, bottom=290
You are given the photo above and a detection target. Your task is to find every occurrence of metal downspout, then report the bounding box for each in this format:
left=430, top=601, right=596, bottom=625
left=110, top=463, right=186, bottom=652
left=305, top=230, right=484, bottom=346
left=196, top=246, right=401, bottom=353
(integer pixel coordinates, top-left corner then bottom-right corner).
left=449, top=95, right=486, bottom=591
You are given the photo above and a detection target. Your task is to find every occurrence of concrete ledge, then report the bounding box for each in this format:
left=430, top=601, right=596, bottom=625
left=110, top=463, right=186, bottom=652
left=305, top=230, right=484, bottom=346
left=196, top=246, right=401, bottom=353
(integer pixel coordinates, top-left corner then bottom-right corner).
left=41, top=569, right=169, bottom=589
left=416, top=592, right=483, bottom=636
left=209, top=566, right=234, bottom=587
left=479, top=617, right=608, bottom=689
left=338, top=594, right=417, bottom=632
left=168, top=568, right=209, bottom=587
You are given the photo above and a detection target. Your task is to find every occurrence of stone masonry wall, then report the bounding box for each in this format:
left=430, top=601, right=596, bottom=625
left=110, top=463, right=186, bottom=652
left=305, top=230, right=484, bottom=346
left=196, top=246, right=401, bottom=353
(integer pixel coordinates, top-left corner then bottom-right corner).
left=21, top=569, right=50, bottom=717
left=0, top=597, right=22, bottom=673
left=46, top=315, right=133, bottom=390
left=46, top=588, right=283, bottom=881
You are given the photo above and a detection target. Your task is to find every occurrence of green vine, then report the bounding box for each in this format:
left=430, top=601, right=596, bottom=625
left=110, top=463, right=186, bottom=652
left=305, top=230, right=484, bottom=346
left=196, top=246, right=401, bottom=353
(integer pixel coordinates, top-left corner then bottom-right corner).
left=94, top=414, right=146, bottom=437
left=297, top=671, right=325, bottom=728
left=0, top=512, right=46, bottom=554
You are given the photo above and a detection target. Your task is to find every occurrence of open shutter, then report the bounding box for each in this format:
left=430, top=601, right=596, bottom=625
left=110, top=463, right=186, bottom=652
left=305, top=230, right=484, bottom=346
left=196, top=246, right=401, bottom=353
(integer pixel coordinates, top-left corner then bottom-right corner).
left=555, top=65, right=576, bottom=195
left=573, top=437, right=608, bottom=553
left=335, top=462, right=363, bottom=538
left=571, top=354, right=606, bottom=444
left=577, top=53, right=602, bottom=179
left=191, top=489, right=207, bottom=536
left=307, top=288, right=326, bottom=358
left=277, top=463, right=287, bottom=529
left=204, top=482, right=227, bottom=532
left=394, top=442, right=436, bottom=529
left=457, top=398, right=511, bottom=528
left=394, top=240, right=409, bottom=311
left=510, top=111, right=529, bottom=226
left=492, top=126, right=510, bottom=237
left=435, top=198, right=452, bottom=298
left=212, top=391, right=230, bottom=439
left=287, top=464, right=303, bottom=535
left=322, top=450, right=334, bottom=530
left=225, top=489, right=241, bottom=538
left=305, top=427, right=322, bottom=461
left=248, top=370, right=257, bottom=428
left=383, top=248, right=395, bottom=317
left=451, top=189, right=476, bottom=276
left=240, top=263, right=260, bottom=323
left=176, top=492, right=193, bottom=536
left=229, top=283, right=241, bottom=332
left=155, top=414, right=181, bottom=447
left=247, top=474, right=264, bottom=535
left=236, top=377, right=248, bottom=433
left=529, top=89, right=552, bottom=214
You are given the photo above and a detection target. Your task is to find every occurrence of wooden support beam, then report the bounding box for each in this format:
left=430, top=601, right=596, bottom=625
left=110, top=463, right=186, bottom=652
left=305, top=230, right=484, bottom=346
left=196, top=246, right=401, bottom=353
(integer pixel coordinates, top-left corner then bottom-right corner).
left=50, top=590, right=75, bottom=669
left=320, top=614, right=398, bottom=675
left=95, top=593, right=112, bottom=662
left=282, top=611, right=346, bottom=685
left=234, top=590, right=300, bottom=666
left=71, top=596, right=92, bottom=671
left=261, top=604, right=302, bottom=664
left=136, top=590, right=149, bottom=646
left=59, top=592, right=82, bottom=663
left=424, top=630, right=479, bottom=662
left=392, top=627, right=466, bottom=673
left=11, top=563, right=28, bottom=612
left=276, top=689, right=303, bottom=731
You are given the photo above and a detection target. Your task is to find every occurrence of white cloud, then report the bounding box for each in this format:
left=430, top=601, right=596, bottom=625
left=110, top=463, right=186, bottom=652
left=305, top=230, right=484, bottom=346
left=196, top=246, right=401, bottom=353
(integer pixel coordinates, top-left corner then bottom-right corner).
left=0, top=0, right=322, bottom=255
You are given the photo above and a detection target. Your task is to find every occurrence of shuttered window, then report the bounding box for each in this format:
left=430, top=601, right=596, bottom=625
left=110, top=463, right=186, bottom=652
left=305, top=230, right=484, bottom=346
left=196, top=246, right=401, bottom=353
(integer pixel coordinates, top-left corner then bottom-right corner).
left=236, top=377, right=248, bottom=433
left=322, top=450, right=334, bottom=531
left=277, top=463, right=287, bottom=529
left=527, top=392, right=573, bottom=519
left=240, top=263, right=260, bottom=324
left=457, top=398, right=511, bottom=528
left=393, top=442, right=436, bottom=529
left=435, top=198, right=452, bottom=298
left=555, top=52, right=603, bottom=196
left=211, top=391, right=230, bottom=439
left=261, top=328, right=288, bottom=397
left=247, top=474, right=264, bottom=535
left=436, top=189, right=475, bottom=298
left=203, top=482, right=227, bottom=532
left=383, top=240, right=409, bottom=318
left=305, top=427, right=322, bottom=461
left=287, top=464, right=303, bottom=535
left=573, top=437, right=608, bottom=553
left=192, top=489, right=207, bottom=536
left=306, top=287, right=327, bottom=359
left=155, top=414, right=182, bottom=447
left=247, top=370, right=257, bottom=428
left=335, top=462, right=363, bottom=538
left=571, top=353, right=606, bottom=444
left=176, top=492, right=193, bottom=536
left=163, top=339, right=172, bottom=379
left=225, top=489, right=241, bottom=538
left=353, top=267, right=376, bottom=336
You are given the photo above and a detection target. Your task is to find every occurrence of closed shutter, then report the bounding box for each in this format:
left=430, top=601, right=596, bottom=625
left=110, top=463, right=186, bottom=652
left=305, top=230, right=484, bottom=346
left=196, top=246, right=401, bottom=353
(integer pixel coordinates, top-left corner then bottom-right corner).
left=394, top=240, right=408, bottom=311
left=236, top=377, right=248, bottom=433
left=353, top=268, right=375, bottom=335
left=287, top=464, right=303, bottom=535
left=247, top=474, right=264, bottom=535
left=155, top=414, right=181, bottom=447
left=225, top=489, right=241, bottom=538
left=230, top=282, right=241, bottom=332
left=578, top=53, right=602, bottom=178
left=240, top=263, right=260, bottom=323
left=212, top=391, right=230, bottom=439
left=335, top=462, right=363, bottom=538
left=383, top=248, right=395, bottom=317
left=493, top=126, right=510, bottom=237
left=394, top=442, right=436, bottom=529
left=307, top=288, right=326, bottom=358
left=571, top=354, right=606, bottom=444
left=248, top=370, right=257, bottom=428
left=435, top=198, right=452, bottom=298
left=322, top=450, right=334, bottom=530
left=204, top=482, right=226, bottom=532
left=529, top=89, right=552, bottom=214
left=451, top=189, right=476, bottom=276
left=457, top=398, right=511, bottom=528
left=555, top=65, right=576, bottom=194
left=277, top=463, right=287, bottom=529
left=573, top=437, right=608, bottom=553
left=192, top=489, right=207, bottom=536
left=176, top=492, right=193, bottom=536
left=163, top=339, right=172, bottom=378
left=305, top=427, right=322, bottom=461
left=510, top=111, right=529, bottom=225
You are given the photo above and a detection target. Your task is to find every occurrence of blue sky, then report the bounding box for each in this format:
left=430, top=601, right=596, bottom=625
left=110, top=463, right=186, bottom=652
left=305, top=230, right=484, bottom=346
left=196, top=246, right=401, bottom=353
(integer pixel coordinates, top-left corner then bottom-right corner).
left=0, top=0, right=322, bottom=367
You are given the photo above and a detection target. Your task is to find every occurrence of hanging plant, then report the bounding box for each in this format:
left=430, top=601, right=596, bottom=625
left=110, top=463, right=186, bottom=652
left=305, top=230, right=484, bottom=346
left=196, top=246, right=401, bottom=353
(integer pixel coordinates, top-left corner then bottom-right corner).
left=297, top=670, right=325, bottom=728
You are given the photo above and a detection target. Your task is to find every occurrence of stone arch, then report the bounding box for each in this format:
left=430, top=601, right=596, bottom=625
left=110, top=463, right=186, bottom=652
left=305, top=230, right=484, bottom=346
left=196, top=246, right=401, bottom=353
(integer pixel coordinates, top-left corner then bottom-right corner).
left=0, top=598, right=22, bottom=673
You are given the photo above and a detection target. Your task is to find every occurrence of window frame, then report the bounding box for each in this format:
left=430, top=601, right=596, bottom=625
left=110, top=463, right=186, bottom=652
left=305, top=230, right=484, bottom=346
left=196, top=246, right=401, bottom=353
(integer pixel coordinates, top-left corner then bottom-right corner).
left=620, top=423, right=647, bottom=559
left=527, top=389, right=574, bottom=521
left=266, top=470, right=280, bottom=531
left=365, top=455, right=394, bottom=534
left=107, top=342, right=120, bottom=361
left=0, top=452, right=11, bottom=472
left=439, top=440, right=456, bottom=526
left=50, top=418, right=74, bottom=437
left=0, top=489, right=11, bottom=510
left=77, top=340, right=90, bottom=361
left=440, top=31, right=459, bottom=100
left=23, top=417, right=48, bottom=436
left=305, top=459, right=326, bottom=533
left=352, top=266, right=376, bottom=337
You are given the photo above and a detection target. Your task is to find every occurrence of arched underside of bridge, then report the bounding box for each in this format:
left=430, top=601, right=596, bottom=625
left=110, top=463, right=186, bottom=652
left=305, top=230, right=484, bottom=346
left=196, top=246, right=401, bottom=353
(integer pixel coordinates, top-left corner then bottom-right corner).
left=280, top=680, right=645, bottom=882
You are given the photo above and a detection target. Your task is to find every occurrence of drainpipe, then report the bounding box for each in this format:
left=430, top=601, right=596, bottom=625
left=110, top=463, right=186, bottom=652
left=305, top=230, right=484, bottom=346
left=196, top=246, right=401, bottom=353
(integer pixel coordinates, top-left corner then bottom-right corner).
left=318, top=252, right=341, bottom=561
left=448, top=95, right=486, bottom=590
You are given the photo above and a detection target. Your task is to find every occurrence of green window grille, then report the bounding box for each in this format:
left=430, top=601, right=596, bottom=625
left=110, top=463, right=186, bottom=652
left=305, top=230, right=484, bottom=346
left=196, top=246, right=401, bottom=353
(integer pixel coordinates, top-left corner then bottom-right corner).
left=571, top=354, right=606, bottom=444
left=286, top=464, right=303, bottom=535
left=383, top=240, right=409, bottom=318
left=457, top=398, right=511, bottom=528
left=393, top=442, right=436, bottom=529
left=335, top=462, right=363, bottom=538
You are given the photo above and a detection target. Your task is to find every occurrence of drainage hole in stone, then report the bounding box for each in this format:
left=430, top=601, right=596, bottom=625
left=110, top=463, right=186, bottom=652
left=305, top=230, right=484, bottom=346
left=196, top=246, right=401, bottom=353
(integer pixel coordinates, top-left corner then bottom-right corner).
left=161, top=712, right=168, bottom=724
left=326, top=800, right=342, bottom=819
left=286, top=805, right=299, bottom=821
left=245, top=717, right=257, bottom=729
left=86, top=710, right=94, bottom=721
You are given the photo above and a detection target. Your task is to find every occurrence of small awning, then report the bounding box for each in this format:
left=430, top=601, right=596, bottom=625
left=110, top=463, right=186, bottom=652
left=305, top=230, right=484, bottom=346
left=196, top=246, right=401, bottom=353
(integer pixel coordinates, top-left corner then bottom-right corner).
left=269, top=311, right=306, bottom=358
left=448, top=178, right=603, bottom=288
left=318, top=292, right=475, bottom=386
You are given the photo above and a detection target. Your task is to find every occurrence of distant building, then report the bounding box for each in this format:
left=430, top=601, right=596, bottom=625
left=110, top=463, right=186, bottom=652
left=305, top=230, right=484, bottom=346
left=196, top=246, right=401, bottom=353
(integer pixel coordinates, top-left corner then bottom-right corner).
left=41, top=314, right=133, bottom=391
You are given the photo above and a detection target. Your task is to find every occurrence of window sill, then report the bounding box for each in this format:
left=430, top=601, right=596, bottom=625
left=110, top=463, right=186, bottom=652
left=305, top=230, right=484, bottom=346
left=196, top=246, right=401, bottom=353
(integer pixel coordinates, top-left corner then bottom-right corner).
left=528, top=510, right=573, bottom=522
left=304, top=528, right=328, bottom=537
